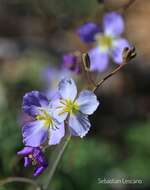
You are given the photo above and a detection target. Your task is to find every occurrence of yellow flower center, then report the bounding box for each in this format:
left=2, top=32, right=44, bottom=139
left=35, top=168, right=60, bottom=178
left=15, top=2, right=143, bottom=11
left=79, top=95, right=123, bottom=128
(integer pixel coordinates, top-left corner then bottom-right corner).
left=59, top=99, right=79, bottom=115
left=28, top=154, right=37, bottom=165
left=36, top=110, right=53, bottom=127
left=95, top=34, right=113, bottom=51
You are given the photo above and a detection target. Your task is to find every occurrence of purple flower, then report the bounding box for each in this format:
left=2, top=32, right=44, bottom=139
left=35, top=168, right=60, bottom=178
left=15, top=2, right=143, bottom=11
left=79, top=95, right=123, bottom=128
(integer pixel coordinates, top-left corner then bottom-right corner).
left=77, top=12, right=130, bottom=72
left=22, top=91, right=65, bottom=147
left=17, top=146, right=48, bottom=176
left=62, top=53, right=81, bottom=74
left=77, top=22, right=100, bottom=42
left=53, top=78, right=99, bottom=138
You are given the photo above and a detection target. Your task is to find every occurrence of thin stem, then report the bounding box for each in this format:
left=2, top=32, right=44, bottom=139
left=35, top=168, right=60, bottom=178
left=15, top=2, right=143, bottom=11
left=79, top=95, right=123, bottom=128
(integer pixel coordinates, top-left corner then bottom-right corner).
left=44, top=130, right=71, bottom=190
left=0, top=177, right=41, bottom=190
left=93, top=61, right=127, bottom=93
left=92, top=46, right=136, bottom=92
left=123, top=0, right=137, bottom=11
left=114, top=0, right=137, bottom=14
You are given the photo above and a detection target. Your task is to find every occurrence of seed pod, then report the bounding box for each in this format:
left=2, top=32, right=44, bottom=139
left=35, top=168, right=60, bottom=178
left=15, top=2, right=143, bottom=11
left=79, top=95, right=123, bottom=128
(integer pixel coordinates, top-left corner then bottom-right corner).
left=122, top=46, right=136, bottom=62
left=82, top=53, right=91, bottom=71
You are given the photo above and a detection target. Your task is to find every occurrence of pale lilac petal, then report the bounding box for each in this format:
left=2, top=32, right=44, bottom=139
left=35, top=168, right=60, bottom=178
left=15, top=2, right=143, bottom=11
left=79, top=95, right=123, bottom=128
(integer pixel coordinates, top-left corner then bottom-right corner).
left=48, top=123, right=65, bottom=145
left=22, top=120, right=48, bottom=147
left=89, top=47, right=109, bottom=72
left=76, top=90, right=99, bottom=115
left=103, top=12, right=124, bottom=36
left=58, top=78, right=77, bottom=101
left=69, top=113, right=91, bottom=138
left=111, top=38, right=130, bottom=64
left=50, top=99, right=68, bottom=122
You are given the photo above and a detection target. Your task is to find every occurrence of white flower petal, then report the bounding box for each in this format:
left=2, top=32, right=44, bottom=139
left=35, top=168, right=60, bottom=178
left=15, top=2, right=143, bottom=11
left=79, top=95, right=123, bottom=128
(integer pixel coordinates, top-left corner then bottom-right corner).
left=58, top=78, right=77, bottom=101
left=48, top=123, right=65, bottom=145
left=69, top=113, right=91, bottom=138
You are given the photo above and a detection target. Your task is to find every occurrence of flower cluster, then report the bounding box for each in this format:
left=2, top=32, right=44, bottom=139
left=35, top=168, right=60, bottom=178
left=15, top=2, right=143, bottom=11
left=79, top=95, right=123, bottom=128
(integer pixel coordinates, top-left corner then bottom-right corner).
left=76, top=12, right=130, bottom=72
left=18, top=78, right=99, bottom=176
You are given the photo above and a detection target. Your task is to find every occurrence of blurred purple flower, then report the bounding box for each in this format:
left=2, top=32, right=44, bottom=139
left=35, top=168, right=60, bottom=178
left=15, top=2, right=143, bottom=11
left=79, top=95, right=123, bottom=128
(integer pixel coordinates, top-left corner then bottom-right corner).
left=22, top=91, right=65, bottom=147
left=42, top=66, right=72, bottom=99
left=77, top=12, right=130, bottom=72
left=52, top=78, right=99, bottom=138
left=77, top=22, right=100, bottom=42
left=17, top=146, right=48, bottom=176
left=62, top=53, right=81, bottom=74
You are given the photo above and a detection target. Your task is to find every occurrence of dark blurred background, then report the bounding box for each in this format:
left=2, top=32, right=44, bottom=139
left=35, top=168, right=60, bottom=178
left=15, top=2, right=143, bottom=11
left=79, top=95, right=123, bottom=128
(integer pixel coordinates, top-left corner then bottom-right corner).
left=0, top=0, right=150, bottom=190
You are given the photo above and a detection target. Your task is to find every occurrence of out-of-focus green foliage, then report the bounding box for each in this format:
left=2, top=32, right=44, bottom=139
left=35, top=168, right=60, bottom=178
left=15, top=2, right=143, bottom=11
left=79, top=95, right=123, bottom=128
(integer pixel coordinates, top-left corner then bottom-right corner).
left=119, top=121, right=150, bottom=181
left=51, top=139, right=117, bottom=190
left=47, top=0, right=100, bottom=18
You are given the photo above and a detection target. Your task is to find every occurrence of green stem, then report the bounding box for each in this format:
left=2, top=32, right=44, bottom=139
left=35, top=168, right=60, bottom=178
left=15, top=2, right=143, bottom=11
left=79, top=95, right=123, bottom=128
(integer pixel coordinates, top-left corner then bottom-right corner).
left=43, top=130, right=71, bottom=190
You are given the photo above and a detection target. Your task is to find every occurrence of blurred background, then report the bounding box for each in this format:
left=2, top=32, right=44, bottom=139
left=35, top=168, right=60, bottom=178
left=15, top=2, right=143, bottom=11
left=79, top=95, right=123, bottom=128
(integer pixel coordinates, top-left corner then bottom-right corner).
left=0, top=0, right=150, bottom=189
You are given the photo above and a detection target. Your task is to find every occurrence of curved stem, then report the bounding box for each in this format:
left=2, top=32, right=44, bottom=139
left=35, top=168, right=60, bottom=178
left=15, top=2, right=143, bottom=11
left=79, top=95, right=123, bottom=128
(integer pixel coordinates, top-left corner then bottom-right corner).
left=93, top=60, right=127, bottom=93
left=92, top=46, right=136, bottom=92
left=0, top=177, right=41, bottom=190
left=123, top=0, right=137, bottom=11
left=44, top=130, right=71, bottom=190
left=112, top=0, right=137, bottom=13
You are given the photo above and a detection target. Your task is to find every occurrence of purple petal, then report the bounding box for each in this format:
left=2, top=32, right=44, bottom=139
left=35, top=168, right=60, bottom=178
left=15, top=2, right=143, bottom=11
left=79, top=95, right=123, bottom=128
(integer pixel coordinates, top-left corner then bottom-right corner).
left=76, top=90, right=99, bottom=115
left=17, top=147, right=33, bottom=156
left=77, top=22, right=100, bottom=43
left=62, top=53, right=80, bottom=74
left=32, top=147, right=41, bottom=156
left=103, top=12, right=124, bottom=36
left=69, top=113, right=91, bottom=138
left=111, top=38, right=130, bottom=64
left=24, top=157, right=31, bottom=167
left=58, top=78, right=77, bottom=101
left=23, top=105, right=40, bottom=117
left=36, top=155, right=48, bottom=167
left=89, top=47, right=109, bottom=72
left=22, top=120, right=48, bottom=147
left=33, top=166, right=46, bottom=177
left=23, top=91, right=49, bottom=116
left=63, top=53, right=77, bottom=67
left=49, top=123, right=65, bottom=145
left=32, top=148, right=48, bottom=167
